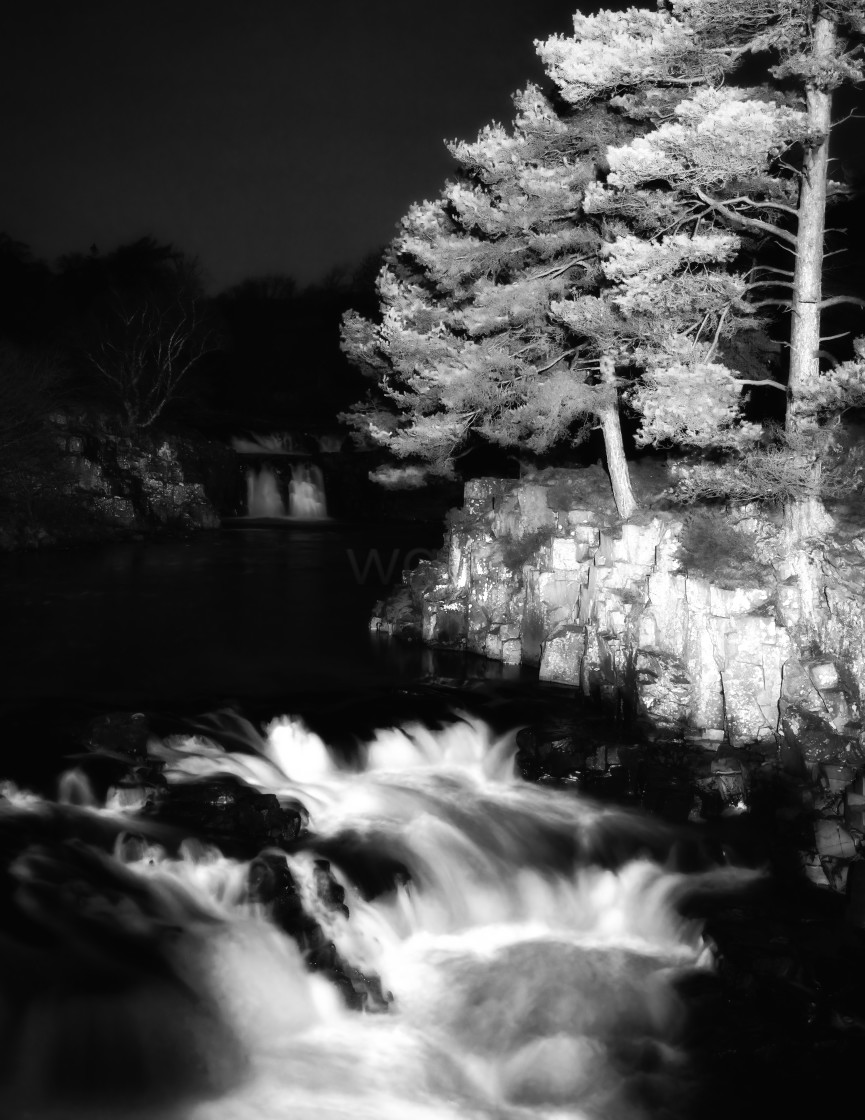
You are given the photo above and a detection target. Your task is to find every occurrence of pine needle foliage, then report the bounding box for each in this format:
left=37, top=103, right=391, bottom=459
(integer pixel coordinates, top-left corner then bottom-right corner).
left=343, top=0, right=865, bottom=518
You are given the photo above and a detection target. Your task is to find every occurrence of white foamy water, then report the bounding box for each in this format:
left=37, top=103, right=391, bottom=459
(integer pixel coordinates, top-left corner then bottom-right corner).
left=0, top=715, right=757, bottom=1120
left=243, top=464, right=327, bottom=520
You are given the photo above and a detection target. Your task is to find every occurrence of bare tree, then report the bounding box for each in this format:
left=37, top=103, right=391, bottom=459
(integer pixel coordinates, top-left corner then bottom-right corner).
left=85, top=289, right=216, bottom=429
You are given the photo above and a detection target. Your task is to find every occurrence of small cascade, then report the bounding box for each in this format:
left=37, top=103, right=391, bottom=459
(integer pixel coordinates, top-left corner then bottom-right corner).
left=289, top=464, right=327, bottom=519
left=0, top=715, right=762, bottom=1120
left=246, top=465, right=286, bottom=518
left=243, top=464, right=327, bottom=520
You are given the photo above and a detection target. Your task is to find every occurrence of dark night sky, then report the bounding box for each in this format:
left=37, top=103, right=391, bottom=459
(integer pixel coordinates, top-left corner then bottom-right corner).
left=0, top=0, right=584, bottom=292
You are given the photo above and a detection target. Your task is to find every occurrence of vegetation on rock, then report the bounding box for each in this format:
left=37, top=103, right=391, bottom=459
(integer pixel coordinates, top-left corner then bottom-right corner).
left=675, top=507, right=771, bottom=588
left=497, top=527, right=555, bottom=574
left=341, top=88, right=643, bottom=511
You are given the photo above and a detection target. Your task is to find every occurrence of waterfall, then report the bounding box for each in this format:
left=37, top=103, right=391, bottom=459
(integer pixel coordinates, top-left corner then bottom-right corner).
left=289, top=464, right=327, bottom=519
left=0, top=715, right=758, bottom=1120
left=246, top=465, right=286, bottom=517
left=245, top=464, right=327, bottom=520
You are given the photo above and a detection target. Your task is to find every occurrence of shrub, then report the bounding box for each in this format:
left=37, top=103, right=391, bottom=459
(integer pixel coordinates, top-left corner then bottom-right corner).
left=496, top=527, right=553, bottom=573
left=544, top=478, right=583, bottom=513
left=670, top=426, right=865, bottom=506
left=446, top=505, right=476, bottom=532
left=676, top=508, right=769, bottom=588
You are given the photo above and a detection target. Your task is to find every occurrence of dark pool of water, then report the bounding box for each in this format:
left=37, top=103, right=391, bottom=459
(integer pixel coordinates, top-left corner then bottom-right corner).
left=2, top=523, right=445, bottom=702
left=0, top=522, right=549, bottom=778
left=4, top=524, right=476, bottom=704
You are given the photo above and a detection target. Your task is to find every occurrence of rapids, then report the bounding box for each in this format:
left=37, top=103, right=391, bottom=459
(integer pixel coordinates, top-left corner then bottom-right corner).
left=0, top=714, right=758, bottom=1120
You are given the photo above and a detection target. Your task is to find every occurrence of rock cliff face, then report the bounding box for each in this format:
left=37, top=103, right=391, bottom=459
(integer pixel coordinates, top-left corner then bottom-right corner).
left=373, top=467, right=865, bottom=893
left=373, top=469, right=865, bottom=768
left=0, top=411, right=237, bottom=549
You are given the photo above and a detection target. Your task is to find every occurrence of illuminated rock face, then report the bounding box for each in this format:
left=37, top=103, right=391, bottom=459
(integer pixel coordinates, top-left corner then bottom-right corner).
left=372, top=467, right=865, bottom=763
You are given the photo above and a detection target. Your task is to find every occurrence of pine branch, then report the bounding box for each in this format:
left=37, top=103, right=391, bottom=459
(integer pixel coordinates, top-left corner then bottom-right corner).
left=734, top=378, right=787, bottom=391
left=535, top=351, right=572, bottom=375
left=818, top=295, right=865, bottom=310
left=748, top=266, right=796, bottom=280
left=530, top=255, right=592, bottom=282
left=693, top=189, right=798, bottom=246
left=744, top=279, right=796, bottom=291
left=721, top=194, right=800, bottom=218
left=834, top=107, right=865, bottom=127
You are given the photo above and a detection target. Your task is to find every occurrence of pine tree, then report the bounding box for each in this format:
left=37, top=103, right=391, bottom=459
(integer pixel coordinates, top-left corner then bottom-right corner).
left=545, top=85, right=805, bottom=453
left=538, top=1, right=865, bottom=522
left=342, top=89, right=646, bottom=516
left=344, top=1, right=865, bottom=526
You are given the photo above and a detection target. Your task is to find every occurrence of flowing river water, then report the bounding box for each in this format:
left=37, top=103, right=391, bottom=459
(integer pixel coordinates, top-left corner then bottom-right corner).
left=0, top=714, right=757, bottom=1120
left=0, top=525, right=779, bottom=1119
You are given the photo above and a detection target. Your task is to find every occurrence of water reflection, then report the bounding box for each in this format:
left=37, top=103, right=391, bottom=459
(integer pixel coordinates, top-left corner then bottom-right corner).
left=0, top=526, right=534, bottom=707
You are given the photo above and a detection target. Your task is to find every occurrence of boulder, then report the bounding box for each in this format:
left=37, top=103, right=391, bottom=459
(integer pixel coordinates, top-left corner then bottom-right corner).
left=845, top=775, right=865, bottom=832
left=539, top=625, right=585, bottom=685
left=633, top=649, right=692, bottom=737
left=814, top=817, right=858, bottom=861
left=86, top=712, right=151, bottom=759
left=151, top=775, right=302, bottom=857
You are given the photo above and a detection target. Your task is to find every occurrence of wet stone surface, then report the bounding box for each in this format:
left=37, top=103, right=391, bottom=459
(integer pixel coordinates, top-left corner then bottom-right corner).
left=148, top=776, right=303, bottom=858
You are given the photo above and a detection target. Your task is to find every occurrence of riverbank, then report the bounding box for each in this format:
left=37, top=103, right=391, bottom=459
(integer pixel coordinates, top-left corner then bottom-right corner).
left=0, top=409, right=236, bottom=550
left=0, top=411, right=463, bottom=550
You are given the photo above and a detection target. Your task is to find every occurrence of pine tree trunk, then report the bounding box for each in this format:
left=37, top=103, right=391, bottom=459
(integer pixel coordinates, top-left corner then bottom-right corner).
left=784, top=16, right=835, bottom=538
left=787, top=16, right=834, bottom=422
left=598, top=355, right=637, bottom=518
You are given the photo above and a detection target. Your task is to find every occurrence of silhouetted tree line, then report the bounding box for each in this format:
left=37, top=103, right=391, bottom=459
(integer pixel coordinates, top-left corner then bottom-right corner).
left=0, top=233, right=380, bottom=460
left=209, top=252, right=381, bottom=435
